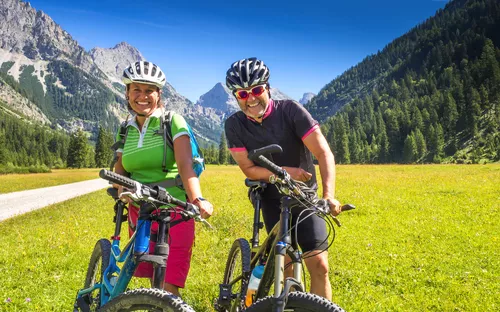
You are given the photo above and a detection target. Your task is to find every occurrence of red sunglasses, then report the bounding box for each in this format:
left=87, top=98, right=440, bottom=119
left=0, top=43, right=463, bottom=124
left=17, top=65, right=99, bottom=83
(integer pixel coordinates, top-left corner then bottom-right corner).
left=234, top=85, right=267, bottom=100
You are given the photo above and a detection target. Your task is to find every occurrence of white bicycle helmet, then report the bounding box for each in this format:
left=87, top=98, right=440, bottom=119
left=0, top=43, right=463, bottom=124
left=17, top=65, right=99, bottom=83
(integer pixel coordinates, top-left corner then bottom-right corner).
left=122, top=61, right=166, bottom=88
left=226, top=57, right=270, bottom=90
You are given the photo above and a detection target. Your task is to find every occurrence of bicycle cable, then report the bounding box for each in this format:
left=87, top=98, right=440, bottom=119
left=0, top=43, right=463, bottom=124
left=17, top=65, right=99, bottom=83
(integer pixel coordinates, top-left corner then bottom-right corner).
left=278, top=180, right=337, bottom=261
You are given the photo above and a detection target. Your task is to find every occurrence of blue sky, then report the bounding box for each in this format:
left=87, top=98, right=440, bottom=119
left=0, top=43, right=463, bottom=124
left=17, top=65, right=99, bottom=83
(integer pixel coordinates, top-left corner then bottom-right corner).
left=28, top=0, right=449, bottom=103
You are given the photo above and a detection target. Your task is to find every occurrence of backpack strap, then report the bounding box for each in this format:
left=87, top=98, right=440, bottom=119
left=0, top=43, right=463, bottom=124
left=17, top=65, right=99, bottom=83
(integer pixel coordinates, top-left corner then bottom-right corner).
left=160, top=110, right=175, bottom=173
left=109, top=116, right=131, bottom=171
left=152, top=110, right=185, bottom=189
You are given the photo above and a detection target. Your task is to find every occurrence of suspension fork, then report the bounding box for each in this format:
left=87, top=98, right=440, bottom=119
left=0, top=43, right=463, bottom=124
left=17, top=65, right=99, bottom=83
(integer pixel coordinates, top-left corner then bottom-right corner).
left=152, top=210, right=171, bottom=289
left=112, top=200, right=126, bottom=240
left=274, top=196, right=293, bottom=297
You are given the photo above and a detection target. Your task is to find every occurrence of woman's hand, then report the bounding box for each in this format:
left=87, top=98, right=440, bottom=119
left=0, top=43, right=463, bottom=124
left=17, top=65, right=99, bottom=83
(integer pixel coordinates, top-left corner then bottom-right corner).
left=194, top=199, right=214, bottom=219
left=116, top=185, right=132, bottom=204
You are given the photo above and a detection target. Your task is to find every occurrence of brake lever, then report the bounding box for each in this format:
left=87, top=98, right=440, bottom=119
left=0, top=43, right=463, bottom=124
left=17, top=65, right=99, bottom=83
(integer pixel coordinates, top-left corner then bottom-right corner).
left=332, top=216, right=342, bottom=227
left=185, top=204, right=214, bottom=229
left=318, top=199, right=343, bottom=227
left=200, top=218, right=214, bottom=229
left=121, top=191, right=141, bottom=202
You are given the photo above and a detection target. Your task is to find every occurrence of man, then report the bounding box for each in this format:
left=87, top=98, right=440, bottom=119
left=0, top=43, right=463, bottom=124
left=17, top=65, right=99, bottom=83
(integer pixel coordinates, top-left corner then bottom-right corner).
left=224, top=57, right=342, bottom=300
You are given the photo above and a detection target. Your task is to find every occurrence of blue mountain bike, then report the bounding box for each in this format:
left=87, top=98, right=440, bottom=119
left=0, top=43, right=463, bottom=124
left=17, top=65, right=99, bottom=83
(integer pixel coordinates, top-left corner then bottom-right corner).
left=74, top=169, right=211, bottom=312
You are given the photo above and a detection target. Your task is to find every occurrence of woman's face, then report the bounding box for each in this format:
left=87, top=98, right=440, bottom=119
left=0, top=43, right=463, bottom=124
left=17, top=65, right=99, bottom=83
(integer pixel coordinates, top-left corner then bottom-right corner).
left=126, top=82, right=161, bottom=116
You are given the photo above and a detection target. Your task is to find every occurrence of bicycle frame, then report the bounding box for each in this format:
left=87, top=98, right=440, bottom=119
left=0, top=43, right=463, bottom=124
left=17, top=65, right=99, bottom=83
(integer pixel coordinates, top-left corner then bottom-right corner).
left=76, top=199, right=172, bottom=307
left=248, top=184, right=306, bottom=306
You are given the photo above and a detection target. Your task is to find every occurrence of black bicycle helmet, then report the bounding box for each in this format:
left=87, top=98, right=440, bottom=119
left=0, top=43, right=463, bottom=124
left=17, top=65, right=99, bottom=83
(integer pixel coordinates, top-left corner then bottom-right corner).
left=226, top=57, right=270, bottom=90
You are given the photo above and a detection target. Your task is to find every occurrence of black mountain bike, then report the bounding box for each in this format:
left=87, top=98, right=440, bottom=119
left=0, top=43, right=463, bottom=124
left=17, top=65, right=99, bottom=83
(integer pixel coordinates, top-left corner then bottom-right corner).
left=74, top=169, right=211, bottom=312
left=215, top=144, right=354, bottom=312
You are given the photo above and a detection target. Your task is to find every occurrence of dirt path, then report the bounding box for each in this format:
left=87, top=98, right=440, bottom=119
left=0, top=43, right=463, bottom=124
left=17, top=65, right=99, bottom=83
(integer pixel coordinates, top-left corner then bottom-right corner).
left=0, top=179, right=109, bottom=222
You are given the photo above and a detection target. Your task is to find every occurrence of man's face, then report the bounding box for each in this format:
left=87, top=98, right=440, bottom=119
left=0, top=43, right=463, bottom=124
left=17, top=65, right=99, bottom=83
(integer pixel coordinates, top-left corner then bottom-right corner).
left=234, top=84, right=270, bottom=120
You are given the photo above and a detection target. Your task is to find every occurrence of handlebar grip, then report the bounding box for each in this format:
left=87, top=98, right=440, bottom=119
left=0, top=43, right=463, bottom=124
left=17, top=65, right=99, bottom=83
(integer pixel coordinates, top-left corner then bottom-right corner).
left=99, top=169, right=137, bottom=190
left=341, top=204, right=356, bottom=211
left=247, top=144, right=285, bottom=177
left=256, top=155, right=285, bottom=177
left=247, top=144, right=283, bottom=160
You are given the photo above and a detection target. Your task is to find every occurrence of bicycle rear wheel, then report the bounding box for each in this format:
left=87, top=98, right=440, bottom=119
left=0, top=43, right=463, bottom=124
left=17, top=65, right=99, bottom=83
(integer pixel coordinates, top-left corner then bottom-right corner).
left=216, top=238, right=252, bottom=312
left=76, top=239, right=111, bottom=311
left=100, top=288, right=195, bottom=311
left=245, top=292, right=344, bottom=312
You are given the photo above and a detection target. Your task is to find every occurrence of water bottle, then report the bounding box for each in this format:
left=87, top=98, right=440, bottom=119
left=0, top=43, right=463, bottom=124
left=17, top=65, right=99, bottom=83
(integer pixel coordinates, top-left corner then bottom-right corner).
left=245, top=264, right=265, bottom=307
left=109, top=275, right=118, bottom=287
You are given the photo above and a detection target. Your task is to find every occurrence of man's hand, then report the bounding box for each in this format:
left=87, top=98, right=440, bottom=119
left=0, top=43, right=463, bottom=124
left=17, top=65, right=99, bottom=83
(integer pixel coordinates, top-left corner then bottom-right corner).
left=194, top=199, right=214, bottom=219
left=326, top=198, right=342, bottom=216
left=282, top=166, right=312, bottom=182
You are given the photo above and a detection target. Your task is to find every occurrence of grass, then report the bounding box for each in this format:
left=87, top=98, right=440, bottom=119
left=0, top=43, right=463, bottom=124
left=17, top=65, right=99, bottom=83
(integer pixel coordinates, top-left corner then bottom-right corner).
left=0, top=168, right=101, bottom=194
left=0, top=164, right=498, bottom=311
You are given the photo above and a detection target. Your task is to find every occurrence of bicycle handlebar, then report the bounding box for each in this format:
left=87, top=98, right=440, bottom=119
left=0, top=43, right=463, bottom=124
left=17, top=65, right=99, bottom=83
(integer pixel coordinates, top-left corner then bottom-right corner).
left=100, top=168, right=137, bottom=190
left=99, top=169, right=212, bottom=228
left=247, top=144, right=286, bottom=178
left=247, top=145, right=356, bottom=224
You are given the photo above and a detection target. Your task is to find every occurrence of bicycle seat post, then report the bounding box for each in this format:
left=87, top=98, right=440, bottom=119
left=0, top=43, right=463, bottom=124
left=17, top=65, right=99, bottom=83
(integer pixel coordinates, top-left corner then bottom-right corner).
left=251, top=188, right=265, bottom=250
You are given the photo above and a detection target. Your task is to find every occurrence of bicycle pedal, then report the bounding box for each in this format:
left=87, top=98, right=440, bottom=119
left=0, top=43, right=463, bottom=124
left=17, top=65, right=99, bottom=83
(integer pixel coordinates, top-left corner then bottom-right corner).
left=74, top=295, right=91, bottom=312
left=217, top=284, right=232, bottom=308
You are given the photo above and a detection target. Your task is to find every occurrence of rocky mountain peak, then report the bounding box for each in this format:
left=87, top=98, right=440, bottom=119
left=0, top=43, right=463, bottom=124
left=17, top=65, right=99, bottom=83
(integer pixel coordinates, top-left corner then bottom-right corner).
left=196, top=82, right=239, bottom=112
left=299, top=92, right=315, bottom=105
left=89, top=42, right=144, bottom=82
left=0, top=0, right=96, bottom=72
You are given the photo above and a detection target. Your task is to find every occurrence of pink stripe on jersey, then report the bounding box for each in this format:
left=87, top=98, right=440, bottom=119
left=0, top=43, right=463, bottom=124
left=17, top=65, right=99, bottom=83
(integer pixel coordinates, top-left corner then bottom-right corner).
left=229, top=147, right=247, bottom=152
left=261, top=99, right=274, bottom=119
left=302, top=124, right=319, bottom=140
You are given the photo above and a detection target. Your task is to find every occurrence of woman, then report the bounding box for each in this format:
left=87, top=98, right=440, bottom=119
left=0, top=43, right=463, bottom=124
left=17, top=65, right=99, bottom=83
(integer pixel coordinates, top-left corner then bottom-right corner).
left=113, top=61, right=213, bottom=296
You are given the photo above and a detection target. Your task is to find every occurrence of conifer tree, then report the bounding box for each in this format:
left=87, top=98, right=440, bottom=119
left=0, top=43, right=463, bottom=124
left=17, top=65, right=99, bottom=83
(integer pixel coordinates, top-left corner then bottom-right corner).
left=218, top=131, right=228, bottom=165
left=95, top=125, right=114, bottom=168
left=414, top=129, right=427, bottom=161
left=0, top=131, right=7, bottom=165
left=442, top=91, right=458, bottom=138
left=403, top=133, right=418, bottom=163
left=67, top=129, right=89, bottom=168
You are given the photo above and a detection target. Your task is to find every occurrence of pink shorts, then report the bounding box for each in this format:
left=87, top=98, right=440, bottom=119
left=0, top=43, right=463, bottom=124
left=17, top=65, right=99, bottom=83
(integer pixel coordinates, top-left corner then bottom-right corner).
left=127, top=203, right=195, bottom=288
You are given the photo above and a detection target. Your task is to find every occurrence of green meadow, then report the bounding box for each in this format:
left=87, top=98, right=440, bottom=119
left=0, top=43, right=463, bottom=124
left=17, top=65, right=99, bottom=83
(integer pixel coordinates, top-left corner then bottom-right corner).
left=0, top=165, right=498, bottom=311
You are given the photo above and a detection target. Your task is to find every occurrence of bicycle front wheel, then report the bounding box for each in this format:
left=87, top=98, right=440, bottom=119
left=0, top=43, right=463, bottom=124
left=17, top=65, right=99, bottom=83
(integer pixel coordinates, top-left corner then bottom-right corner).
left=76, top=238, right=111, bottom=311
left=100, top=288, right=195, bottom=312
left=217, top=238, right=251, bottom=312
left=245, top=292, right=344, bottom=312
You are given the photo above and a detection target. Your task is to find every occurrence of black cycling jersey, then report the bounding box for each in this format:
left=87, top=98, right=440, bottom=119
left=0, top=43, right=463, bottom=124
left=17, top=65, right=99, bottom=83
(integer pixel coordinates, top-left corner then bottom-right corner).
left=225, top=99, right=319, bottom=199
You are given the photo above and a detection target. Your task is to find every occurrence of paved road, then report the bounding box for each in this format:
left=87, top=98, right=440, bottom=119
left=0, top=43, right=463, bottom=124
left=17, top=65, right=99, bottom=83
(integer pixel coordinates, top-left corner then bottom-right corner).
left=0, top=179, right=109, bottom=222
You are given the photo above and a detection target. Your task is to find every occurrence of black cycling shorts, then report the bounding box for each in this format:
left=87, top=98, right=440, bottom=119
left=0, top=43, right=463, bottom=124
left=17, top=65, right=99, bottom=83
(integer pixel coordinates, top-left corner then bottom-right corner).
left=261, top=198, right=329, bottom=253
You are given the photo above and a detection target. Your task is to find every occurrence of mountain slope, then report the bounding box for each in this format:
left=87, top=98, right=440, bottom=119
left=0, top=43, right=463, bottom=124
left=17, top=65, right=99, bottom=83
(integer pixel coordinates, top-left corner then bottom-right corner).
left=0, top=0, right=224, bottom=145
left=313, top=0, right=500, bottom=163
left=306, top=0, right=499, bottom=120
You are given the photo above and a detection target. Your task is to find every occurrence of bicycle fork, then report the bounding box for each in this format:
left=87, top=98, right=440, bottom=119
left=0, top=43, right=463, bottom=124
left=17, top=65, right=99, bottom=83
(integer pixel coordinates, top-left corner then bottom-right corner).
left=273, top=198, right=305, bottom=311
